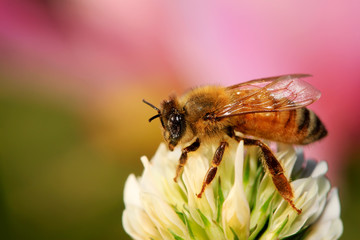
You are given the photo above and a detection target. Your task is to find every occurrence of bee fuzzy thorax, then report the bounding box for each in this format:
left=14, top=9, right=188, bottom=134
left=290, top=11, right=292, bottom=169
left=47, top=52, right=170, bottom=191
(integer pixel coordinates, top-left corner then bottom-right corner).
left=180, top=86, right=233, bottom=138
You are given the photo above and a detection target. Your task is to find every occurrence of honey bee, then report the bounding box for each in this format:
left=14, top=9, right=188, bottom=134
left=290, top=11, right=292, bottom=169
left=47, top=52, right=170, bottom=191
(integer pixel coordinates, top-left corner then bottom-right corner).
left=143, top=74, right=327, bottom=214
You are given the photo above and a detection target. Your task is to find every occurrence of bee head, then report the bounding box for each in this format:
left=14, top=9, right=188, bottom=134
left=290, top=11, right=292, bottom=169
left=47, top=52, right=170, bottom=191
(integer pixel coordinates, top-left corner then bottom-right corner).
left=142, top=98, right=186, bottom=150
left=161, top=98, right=187, bottom=150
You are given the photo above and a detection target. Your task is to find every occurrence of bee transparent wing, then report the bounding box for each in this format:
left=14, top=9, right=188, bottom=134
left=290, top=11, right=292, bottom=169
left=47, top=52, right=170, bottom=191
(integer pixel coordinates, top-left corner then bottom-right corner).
left=226, top=74, right=311, bottom=91
left=214, top=74, right=321, bottom=118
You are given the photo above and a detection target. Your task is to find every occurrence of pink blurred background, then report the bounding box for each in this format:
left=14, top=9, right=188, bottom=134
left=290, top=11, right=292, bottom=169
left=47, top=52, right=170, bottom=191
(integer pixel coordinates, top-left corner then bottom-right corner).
left=0, top=1, right=359, bottom=239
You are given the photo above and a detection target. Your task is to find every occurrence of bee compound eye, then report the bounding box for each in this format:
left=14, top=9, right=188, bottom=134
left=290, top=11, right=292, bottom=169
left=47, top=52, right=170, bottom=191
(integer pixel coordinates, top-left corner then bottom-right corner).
left=169, top=114, right=180, bottom=125
left=168, top=113, right=185, bottom=139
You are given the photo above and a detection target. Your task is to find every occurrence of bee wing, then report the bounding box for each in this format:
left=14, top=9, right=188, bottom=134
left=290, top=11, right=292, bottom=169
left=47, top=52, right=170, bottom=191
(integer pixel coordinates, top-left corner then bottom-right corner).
left=214, top=74, right=321, bottom=118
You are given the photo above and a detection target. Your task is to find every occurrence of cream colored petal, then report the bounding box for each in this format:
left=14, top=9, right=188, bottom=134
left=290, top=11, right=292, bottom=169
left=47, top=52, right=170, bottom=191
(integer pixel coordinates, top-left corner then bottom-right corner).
left=276, top=146, right=297, bottom=174
left=140, top=192, right=189, bottom=240
left=140, top=153, right=186, bottom=207
left=139, top=155, right=159, bottom=195
left=249, top=144, right=297, bottom=237
left=123, top=174, right=142, bottom=207
left=311, top=161, right=328, bottom=177
left=249, top=171, right=275, bottom=237
left=305, top=188, right=343, bottom=240
left=122, top=206, right=161, bottom=240
left=263, top=173, right=330, bottom=239
left=222, top=141, right=250, bottom=240
left=182, top=153, right=215, bottom=227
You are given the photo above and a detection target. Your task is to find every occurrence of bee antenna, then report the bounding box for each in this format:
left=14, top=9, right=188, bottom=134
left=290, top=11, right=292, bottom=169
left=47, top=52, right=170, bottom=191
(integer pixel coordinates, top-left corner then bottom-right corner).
left=143, top=99, right=164, bottom=124
left=148, top=114, right=161, bottom=122
left=142, top=99, right=160, bottom=113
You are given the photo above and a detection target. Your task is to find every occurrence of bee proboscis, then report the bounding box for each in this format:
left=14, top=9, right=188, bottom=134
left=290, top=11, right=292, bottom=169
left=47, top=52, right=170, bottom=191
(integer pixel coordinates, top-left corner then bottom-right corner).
left=143, top=74, right=327, bottom=214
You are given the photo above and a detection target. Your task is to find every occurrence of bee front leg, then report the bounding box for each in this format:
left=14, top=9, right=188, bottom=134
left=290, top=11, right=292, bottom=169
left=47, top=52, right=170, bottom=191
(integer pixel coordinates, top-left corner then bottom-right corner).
left=242, top=138, right=302, bottom=214
left=173, top=138, right=200, bottom=182
left=196, top=141, right=228, bottom=198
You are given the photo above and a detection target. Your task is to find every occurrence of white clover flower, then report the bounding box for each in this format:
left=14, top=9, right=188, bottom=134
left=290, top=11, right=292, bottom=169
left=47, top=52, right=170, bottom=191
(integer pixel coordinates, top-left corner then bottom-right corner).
left=122, top=141, right=343, bottom=240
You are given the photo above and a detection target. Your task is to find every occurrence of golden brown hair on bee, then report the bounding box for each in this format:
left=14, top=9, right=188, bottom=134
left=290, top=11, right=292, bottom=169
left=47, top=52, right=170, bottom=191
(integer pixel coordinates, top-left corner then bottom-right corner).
left=143, top=74, right=327, bottom=215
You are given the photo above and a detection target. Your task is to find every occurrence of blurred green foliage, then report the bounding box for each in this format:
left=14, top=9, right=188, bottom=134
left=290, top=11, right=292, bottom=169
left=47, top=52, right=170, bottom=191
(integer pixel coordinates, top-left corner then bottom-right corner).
left=340, top=148, right=360, bottom=240
left=0, top=91, right=136, bottom=240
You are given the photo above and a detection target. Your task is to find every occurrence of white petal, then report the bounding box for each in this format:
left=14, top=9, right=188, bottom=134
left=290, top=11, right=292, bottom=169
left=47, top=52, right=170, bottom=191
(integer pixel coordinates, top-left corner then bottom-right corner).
left=122, top=206, right=161, bottom=240
left=139, top=155, right=162, bottom=196
left=301, top=160, right=317, bottom=178
left=222, top=141, right=250, bottom=240
left=151, top=143, right=172, bottom=166
left=292, top=148, right=305, bottom=174
left=139, top=152, right=186, bottom=208
left=305, top=188, right=343, bottom=240
left=276, top=146, right=297, bottom=174
left=140, top=192, right=188, bottom=239
left=311, top=161, right=328, bottom=177
left=182, top=153, right=215, bottom=227
left=265, top=174, right=330, bottom=239
left=249, top=144, right=296, bottom=237
left=123, top=174, right=141, bottom=207
left=320, top=188, right=341, bottom=220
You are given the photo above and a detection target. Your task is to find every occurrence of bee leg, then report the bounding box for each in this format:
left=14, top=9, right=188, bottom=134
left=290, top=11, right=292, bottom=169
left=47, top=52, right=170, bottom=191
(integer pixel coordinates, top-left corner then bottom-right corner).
left=196, top=141, right=228, bottom=198
left=242, top=138, right=302, bottom=214
left=173, top=138, right=200, bottom=182
left=225, top=126, right=242, bottom=142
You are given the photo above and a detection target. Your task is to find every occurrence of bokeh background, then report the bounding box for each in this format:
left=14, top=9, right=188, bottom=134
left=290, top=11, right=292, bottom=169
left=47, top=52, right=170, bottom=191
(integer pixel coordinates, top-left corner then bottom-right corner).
left=0, top=1, right=359, bottom=239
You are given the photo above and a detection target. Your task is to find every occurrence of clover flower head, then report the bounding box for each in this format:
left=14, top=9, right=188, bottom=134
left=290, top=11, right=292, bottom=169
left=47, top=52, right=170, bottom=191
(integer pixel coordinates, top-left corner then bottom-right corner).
left=122, top=141, right=343, bottom=240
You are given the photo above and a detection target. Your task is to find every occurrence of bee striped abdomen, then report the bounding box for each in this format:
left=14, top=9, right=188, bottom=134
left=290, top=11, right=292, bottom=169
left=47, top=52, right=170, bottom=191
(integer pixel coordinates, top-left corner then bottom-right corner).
left=232, top=108, right=327, bottom=145
left=286, top=108, right=326, bottom=145
left=299, top=108, right=327, bottom=144
left=297, top=108, right=310, bottom=133
left=284, top=109, right=296, bottom=128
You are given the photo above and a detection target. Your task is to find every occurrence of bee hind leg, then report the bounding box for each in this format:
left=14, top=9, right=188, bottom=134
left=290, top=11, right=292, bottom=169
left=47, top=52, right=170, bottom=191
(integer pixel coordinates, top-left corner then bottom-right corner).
left=196, top=141, right=228, bottom=198
left=173, top=138, right=200, bottom=182
left=242, top=138, right=302, bottom=214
